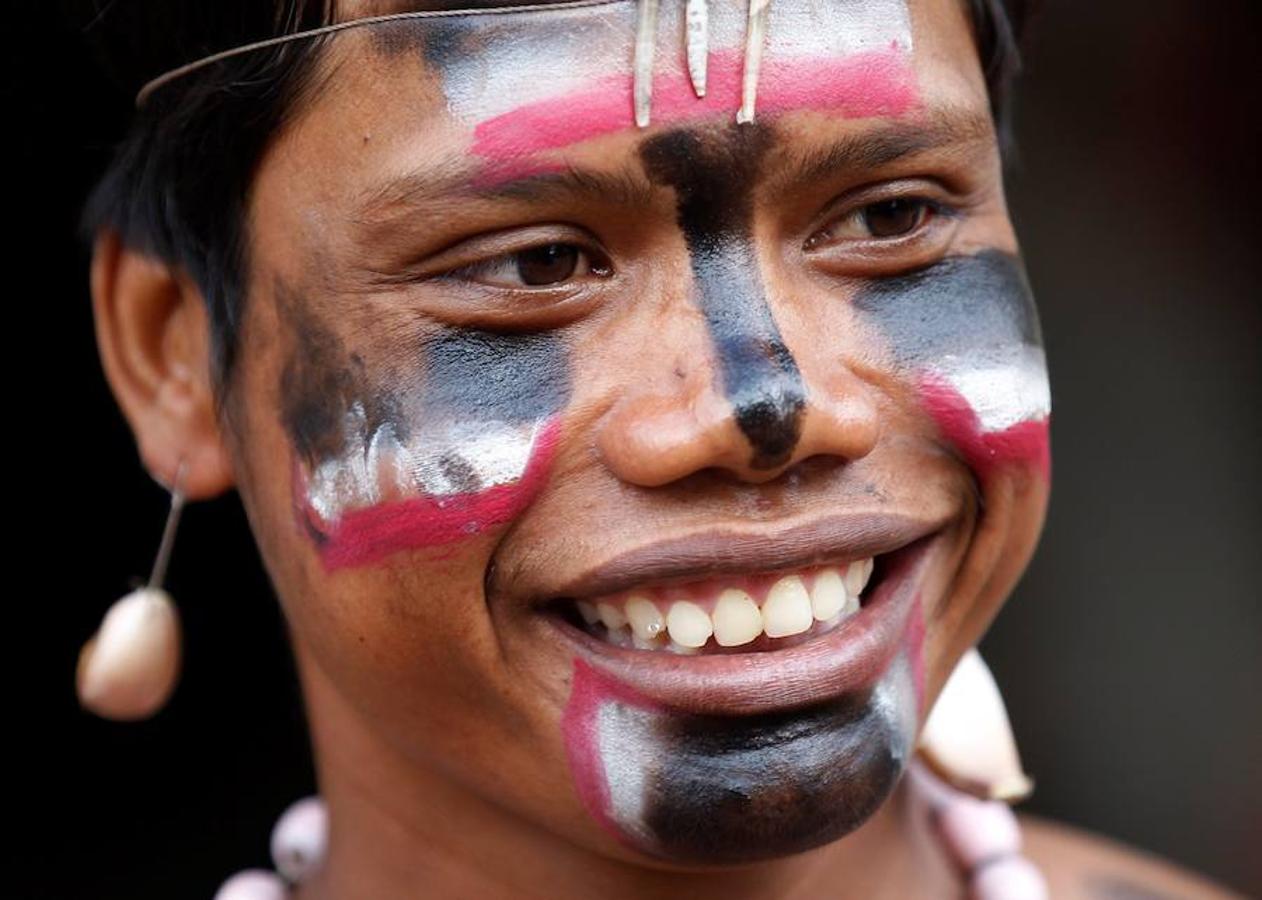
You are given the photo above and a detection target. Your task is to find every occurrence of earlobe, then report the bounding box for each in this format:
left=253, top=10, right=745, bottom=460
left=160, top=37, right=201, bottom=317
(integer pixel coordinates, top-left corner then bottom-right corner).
left=90, top=230, right=236, bottom=499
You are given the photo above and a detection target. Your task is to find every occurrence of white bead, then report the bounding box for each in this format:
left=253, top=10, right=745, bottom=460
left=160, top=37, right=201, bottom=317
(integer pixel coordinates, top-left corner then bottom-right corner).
left=76, top=587, right=181, bottom=721
left=213, top=869, right=287, bottom=900
left=971, top=856, right=1049, bottom=900
left=918, top=648, right=1033, bottom=801
left=271, top=796, right=328, bottom=883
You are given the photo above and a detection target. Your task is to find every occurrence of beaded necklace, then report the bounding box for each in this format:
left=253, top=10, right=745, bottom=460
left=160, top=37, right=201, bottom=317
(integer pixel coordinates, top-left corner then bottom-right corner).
left=213, top=759, right=1048, bottom=900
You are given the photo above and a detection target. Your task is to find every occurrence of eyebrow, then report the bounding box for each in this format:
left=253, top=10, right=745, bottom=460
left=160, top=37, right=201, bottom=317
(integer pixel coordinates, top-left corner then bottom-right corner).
left=353, top=105, right=995, bottom=225
left=765, top=107, right=996, bottom=195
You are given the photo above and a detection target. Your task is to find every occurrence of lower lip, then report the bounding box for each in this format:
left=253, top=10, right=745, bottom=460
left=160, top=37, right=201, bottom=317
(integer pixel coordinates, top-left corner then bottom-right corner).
left=545, top=535, right=940, bottom=717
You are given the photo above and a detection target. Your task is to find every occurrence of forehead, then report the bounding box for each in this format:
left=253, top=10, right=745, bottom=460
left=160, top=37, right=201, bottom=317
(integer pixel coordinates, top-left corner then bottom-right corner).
left=265, top=0, right=988, bottom=226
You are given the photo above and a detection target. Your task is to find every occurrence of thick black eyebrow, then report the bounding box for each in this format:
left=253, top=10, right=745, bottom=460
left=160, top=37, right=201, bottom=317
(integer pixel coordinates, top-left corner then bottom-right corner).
left=765, top=107, right=996, bottom=194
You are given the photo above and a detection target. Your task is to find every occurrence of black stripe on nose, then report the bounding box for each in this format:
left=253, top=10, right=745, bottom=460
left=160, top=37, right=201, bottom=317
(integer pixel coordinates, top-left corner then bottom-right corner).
left=640, top=126, right=806, bottom=470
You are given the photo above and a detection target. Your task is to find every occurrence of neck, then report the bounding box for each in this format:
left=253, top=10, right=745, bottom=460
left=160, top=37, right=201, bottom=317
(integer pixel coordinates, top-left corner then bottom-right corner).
left=292, top=644, right=953, bottom=900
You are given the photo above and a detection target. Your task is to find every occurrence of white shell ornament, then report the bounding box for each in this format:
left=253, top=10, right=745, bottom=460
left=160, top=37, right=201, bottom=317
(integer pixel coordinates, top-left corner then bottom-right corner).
left=76, top=587, right=182, bottom=721
left=917, top=647, right=1034, bottom=802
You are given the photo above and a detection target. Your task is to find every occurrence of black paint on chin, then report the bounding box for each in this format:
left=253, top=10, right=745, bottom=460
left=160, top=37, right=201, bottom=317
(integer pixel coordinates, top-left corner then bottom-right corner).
left=639, top=127, right=807, bottom=470
left=641, top=691, right=905, bottom=864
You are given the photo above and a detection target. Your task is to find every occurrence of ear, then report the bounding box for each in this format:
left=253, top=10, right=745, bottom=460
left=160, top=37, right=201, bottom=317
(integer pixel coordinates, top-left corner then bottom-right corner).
left=90, top=230, right=236, bottom=499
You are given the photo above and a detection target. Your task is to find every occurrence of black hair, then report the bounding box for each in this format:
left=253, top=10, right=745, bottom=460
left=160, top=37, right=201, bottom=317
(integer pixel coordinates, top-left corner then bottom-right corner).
left=76, top=0, right=1036, bottom=416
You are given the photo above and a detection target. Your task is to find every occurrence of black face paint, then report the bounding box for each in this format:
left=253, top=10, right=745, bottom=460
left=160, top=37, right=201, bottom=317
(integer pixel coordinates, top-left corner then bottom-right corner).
left=852, top=251, right=1051, bottom=479
left=640, top=127, right=807, bottom=470
left=275, top=281, right=570, bottom=570
left=564, top=653, right=919, bottom=863
left=852, top=250, right=1040, bottom=364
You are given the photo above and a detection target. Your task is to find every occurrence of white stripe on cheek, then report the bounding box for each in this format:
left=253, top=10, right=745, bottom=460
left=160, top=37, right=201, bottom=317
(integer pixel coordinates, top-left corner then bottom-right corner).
left=934, top=348, right=1052, bottom=434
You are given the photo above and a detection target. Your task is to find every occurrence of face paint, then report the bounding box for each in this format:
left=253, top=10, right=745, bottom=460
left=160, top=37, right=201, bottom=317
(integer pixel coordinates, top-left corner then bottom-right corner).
left=279, top=287, right=568, bottom=571
left=380, top=0, right=915, bottom=174
left=640, top=126, right=806, bottom=469
left=562, top=648, right=919, bottom=862
left=853, top=251, right=1052, bottom=480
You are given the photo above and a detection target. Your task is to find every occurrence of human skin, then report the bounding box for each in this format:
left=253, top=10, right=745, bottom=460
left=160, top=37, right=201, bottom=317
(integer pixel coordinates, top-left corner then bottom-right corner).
left=91, top=0, right=1062, bottom=896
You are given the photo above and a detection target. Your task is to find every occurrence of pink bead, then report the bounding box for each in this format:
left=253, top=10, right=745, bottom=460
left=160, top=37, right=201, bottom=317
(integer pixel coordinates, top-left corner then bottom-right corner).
left=971, top=856, right=1049, bottom=900
left=935, top=797, right=1022, bottom=869
left=213, top=869, right=287, bottom=900
left=270, top=796, right=328, bottom=883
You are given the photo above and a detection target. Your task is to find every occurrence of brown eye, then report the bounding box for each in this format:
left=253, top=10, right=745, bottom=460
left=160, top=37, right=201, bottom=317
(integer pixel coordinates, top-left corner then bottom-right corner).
left=454, top=241, right=611, bottom=288
left=516, top=243, right=580, bottom=285
left=805, top=195, right=943, bottom=251
left=860, top=198, right=930, bottom=238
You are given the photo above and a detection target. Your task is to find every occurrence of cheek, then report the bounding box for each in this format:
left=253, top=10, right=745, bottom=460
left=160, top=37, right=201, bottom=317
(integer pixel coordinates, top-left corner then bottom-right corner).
left=854, top=250, right=1052, bottom=483
left=278, top=303, right=572, bottom=572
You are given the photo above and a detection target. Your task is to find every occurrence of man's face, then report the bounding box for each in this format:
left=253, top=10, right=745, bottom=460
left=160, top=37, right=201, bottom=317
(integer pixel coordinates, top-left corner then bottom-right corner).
left=229, top=0, right=1050, bottom=865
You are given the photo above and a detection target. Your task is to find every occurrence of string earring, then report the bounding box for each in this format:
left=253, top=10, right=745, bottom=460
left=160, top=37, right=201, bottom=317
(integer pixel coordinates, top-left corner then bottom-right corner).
left=76, top=459, right=187, bottom=721
left=917, top=647, right=1034, bottom=802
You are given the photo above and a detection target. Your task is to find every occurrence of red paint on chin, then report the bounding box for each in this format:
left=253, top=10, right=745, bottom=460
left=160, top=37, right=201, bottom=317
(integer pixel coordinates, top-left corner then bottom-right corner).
left=294, top=418, right=561, bottom=572
left=917, top=376, right=1051, bottom=482
left=562, top=658, right=660, bottom=847
left=471, top=46, right=917, bottom=169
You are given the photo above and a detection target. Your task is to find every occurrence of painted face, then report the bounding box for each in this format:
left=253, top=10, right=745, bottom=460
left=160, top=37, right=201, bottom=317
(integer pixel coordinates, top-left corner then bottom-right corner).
left=229, top=0, right=1050, bottom=876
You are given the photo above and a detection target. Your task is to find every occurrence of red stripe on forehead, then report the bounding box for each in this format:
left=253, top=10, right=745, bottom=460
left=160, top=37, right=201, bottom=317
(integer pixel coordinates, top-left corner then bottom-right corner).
left=471, top=45, right=917, bottom=163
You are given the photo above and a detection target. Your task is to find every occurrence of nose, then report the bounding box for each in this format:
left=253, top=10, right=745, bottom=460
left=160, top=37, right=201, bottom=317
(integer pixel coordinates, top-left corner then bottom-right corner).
left=596, top=322, right=880, bottom=487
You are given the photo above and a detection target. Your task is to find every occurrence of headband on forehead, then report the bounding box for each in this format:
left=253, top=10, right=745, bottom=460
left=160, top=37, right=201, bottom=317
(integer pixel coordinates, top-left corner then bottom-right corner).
left=135, top=0, right=774, bottom=127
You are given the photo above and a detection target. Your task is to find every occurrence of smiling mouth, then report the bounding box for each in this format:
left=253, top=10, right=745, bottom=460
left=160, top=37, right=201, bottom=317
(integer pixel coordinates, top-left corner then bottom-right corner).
left=553, top=557, right=879, bottom=655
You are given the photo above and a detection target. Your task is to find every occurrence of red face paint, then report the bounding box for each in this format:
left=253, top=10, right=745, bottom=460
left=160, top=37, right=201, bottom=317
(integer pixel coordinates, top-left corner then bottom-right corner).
left=471, top=47, right=917, bottom=166
left=561, top=657, right=662, bottom=847
left=293, top=417, right=561, bottom=571
left=918, top=375, right=1052, bottom=483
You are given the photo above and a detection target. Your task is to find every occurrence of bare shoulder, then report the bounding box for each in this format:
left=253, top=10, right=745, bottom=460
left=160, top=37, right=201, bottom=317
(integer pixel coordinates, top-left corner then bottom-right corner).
left=1018, top=814, right=1246, bottom=900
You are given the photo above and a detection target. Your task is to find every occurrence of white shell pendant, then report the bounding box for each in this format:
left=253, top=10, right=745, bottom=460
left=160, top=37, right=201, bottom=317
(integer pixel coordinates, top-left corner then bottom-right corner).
left=76, top=586, right=182, bottom=721
left=917, top=647, right=1034, bottom=802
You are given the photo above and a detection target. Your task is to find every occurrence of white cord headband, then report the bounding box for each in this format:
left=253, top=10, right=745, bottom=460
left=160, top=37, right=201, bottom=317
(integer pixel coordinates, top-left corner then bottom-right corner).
left=135, top=0, right=773, bottom=127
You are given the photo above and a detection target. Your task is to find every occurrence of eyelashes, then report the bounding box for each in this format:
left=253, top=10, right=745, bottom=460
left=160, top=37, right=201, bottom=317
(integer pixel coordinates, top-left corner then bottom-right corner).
left=437, top=194, right=954, bottom=293
left=447, top=241, right=613, bottom=289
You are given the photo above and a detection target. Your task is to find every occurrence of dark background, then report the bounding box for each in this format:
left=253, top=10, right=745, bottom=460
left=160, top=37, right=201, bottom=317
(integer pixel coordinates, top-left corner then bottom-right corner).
left=11, top=1, right=1260, bottom=896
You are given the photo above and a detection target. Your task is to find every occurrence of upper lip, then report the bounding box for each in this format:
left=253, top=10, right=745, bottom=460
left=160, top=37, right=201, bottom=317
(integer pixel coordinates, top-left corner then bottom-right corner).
left=545, top=511, right=944, bottom=601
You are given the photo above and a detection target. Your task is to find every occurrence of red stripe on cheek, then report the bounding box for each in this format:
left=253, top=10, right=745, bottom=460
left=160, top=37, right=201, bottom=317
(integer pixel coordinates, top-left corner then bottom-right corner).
left=918, top=376, right=1052, bottom=482
left=470, top=47, right=917, bottom=164
left=293, top=418, right=562, bottom=572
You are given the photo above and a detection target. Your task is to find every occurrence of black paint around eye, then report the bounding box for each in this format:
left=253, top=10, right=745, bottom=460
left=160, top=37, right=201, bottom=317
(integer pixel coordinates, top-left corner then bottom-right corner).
left=861, top=197, right=929, bottom=238
left=516, top=243, right=579, bottom=285
left=852, top=250, right=1040, bottom=365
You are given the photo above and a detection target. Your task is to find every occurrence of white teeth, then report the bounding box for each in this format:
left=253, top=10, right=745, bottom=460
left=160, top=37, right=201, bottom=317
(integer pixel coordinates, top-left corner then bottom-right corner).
left=810, top=568, right=849, bottom=621
left=712, top=589, right=763, bottom=647
left=626, top=595, right=665, bottom=641
left=844, top=558, right=873, bottom=597
left=762, top=575, right=813, bottom=638
left=582, top=558, right=877, bottom=651
left=666, top=600, right=714, bottom=648
left=596, top=602, right=627, bottom=631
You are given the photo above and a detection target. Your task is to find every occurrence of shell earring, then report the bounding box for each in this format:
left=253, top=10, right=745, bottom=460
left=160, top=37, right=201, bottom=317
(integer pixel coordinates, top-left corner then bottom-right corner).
left=917, top=647, right=1034, bottom=802
left=76, top=460, right=187, bottom=721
